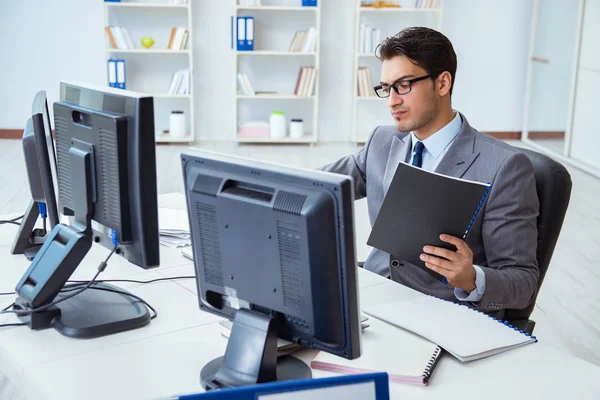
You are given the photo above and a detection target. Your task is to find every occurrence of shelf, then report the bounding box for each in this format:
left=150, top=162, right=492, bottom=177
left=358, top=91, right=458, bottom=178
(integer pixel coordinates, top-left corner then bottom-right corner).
left=155, top=134, right=194, bottom=143
left=358, top=7, right=441, bottom=12
left=104, top=2, right=190, bottom=8
left=105, top=49, right=190, bottom=54
left=236, top=6, right=318, bottom=11
left=356, top=97, right=383, bottom=102
left=236, top=95, right=315, bottom=100
left=236, top=51, right=317, bottom=56
left=236, top=136, right=316, bottom=144
left=151, top=94, right=191, bottom=99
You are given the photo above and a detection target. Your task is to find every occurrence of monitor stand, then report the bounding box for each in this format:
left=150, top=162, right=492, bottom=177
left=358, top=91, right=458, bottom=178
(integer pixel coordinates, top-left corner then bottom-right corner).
left=10, top=200, right=48, bottom=260
left=13, top=142, right=151, bottom=338
left=200, top=309, right=312, bottom=390
left=15, top=282, right=150, bottom=338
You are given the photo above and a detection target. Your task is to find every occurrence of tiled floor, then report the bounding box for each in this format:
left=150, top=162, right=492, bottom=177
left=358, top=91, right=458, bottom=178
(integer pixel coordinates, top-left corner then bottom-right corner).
left=1, top=138, right=598, bottom=367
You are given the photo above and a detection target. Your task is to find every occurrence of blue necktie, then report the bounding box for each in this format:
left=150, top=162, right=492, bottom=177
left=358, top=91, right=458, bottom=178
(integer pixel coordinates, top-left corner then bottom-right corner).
left=412, top=141, right=425, bottom=168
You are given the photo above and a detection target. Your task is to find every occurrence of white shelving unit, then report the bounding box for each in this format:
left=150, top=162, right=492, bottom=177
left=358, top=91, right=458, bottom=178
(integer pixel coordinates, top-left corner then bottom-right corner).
left=103, top=0, right=195, bottom=144
left=233, top=1, right=321, bottom=144
left=351, top=0, right=443, bottom=143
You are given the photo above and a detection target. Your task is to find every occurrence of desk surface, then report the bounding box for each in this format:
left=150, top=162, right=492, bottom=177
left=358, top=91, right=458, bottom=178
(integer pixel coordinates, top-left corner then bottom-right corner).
left=1, top=209, right=599, bottom=400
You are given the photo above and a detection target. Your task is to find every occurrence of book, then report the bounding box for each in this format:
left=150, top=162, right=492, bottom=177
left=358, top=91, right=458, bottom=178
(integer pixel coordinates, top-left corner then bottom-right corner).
left=364, top=295, right=537, bottom=362
left=311, top=317, right=443, bottom=386
left=367, top=161, right=491, bottom=282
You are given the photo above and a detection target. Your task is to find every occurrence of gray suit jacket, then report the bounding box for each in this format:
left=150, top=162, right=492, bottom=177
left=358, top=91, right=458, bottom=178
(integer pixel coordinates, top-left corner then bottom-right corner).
left=320, top=113, right=540, bottom=316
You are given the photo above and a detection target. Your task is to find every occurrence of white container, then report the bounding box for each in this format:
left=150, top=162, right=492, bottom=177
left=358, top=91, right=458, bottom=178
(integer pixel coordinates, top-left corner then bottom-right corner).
left=169, top=110, right=186, bottom=138
left=269, top=111, right=286, bottom=139
left=289, top=119, right=304, bottom=139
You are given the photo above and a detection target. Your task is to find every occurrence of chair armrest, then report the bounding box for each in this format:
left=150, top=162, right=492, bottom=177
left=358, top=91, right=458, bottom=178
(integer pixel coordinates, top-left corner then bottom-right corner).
left=507, top=319, right=536, bottom=335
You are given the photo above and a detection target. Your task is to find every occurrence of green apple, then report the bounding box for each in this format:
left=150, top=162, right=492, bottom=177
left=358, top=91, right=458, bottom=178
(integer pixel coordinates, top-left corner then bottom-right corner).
left=141, top=36, right=155, bottom=49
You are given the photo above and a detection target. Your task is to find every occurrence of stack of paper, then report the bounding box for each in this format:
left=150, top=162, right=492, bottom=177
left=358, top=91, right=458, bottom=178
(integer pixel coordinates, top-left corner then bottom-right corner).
left=158, top=208, right=190, bottom=248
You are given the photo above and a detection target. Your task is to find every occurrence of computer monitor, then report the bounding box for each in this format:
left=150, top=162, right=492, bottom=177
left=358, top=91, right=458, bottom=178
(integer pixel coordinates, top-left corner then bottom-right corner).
left=12, top=82, right=160, bottom=338
left=11, top=91, right=61, bottom=259
left=181, top=149, right=362, bottom=389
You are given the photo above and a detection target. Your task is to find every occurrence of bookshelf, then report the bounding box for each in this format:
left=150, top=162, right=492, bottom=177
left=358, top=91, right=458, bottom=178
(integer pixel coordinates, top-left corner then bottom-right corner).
left=233, top=0, right=321, bottom=144
left=103, top=0, right=195, bottom=144
left=351, top=0, right=443, bottom=143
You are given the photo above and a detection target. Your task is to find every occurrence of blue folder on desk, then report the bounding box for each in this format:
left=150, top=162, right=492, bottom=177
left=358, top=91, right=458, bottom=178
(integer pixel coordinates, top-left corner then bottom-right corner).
left=170, top=373, right=389, bottom=399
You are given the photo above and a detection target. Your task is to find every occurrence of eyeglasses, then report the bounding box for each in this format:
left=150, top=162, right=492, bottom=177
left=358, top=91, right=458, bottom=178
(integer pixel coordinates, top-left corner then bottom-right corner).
left=373, top=75, right=432, bottom=98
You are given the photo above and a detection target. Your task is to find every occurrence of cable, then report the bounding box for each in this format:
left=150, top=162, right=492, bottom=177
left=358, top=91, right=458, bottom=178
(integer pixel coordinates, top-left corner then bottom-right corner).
left=0, top=214, right=25, bottom=224
left=0, top=323, right=26, bottom=328
left=2, top=303, right=15, bottom=312
left=1, top=246, right=117, bottom=316
left=0, top=220, right=21, bottom=226
left=66, top=275, right=196, bottom=287
left=0, top=275, right=196, bottom=297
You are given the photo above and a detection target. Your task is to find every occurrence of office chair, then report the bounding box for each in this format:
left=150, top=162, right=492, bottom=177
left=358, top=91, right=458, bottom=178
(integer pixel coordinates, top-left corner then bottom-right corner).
left=503, top=148, right=572, bottom=334
left=358, top=148, right=572, bottom=335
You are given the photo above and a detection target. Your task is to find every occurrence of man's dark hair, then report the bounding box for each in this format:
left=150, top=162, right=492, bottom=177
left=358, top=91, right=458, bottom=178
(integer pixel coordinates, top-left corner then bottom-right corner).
left=376, top=27, right=457, bottom=96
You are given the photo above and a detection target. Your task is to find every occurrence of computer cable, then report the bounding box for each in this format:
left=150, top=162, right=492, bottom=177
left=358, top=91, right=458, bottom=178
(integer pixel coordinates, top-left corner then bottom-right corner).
left=0, top=245, right=117, bottom=317
left=0, top=214, right=24, bottom=226
left=0, top=276, right=196, bottom=297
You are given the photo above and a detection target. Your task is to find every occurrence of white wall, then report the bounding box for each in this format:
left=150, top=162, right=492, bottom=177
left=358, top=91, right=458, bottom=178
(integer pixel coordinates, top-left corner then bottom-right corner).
left=524, top=0, right=579, bottom=132
left=570, top=0, right=600, bottom=170
left=0, top=0, right=532, bottom=141
left=0, top=0, right=105, bottom=129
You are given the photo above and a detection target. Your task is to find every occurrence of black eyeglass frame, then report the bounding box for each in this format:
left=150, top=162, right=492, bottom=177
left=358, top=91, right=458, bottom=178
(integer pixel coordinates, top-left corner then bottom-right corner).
left=373, top=74, right=432, bottom=98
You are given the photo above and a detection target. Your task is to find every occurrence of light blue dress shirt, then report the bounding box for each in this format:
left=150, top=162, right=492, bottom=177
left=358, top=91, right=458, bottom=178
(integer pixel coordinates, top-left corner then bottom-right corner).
left=408, top=112, right=486, bottom=302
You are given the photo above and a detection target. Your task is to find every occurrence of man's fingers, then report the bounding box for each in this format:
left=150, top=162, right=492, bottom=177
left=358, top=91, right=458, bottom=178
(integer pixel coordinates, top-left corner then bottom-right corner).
left=420, top=254, right=453, bottom=271
left=424, top=262, right=450, bottom=278
left=423, top=245, right=457, bottom=261
left=440, top=234, right=468, bottom=251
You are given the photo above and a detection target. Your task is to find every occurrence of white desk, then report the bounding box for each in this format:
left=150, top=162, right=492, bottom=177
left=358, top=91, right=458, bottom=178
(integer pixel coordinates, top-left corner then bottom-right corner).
left=1, top=214, right=599, bottom=400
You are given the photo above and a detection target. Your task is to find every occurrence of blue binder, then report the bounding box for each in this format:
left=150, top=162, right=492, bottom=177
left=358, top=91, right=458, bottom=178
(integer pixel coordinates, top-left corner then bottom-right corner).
left=245, top=17, right=254, bottom=51
left=236, top=16, right=254, bottom=51
left=107, top=59, right=117, bottom=88
left=116, top=59, right=126, bottom=89
left=236, top=17, right=246, bottom=51
left=171, top=373, right=390, bottom=399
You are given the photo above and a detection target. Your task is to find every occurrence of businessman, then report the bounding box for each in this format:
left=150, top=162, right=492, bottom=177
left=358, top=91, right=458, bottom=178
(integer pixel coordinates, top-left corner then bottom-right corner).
left=320, top=27, right=540, bottom=316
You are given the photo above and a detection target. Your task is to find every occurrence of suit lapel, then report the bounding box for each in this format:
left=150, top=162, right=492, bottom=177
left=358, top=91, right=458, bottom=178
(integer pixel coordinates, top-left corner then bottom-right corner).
left=383, top=133, right=411, bottom=195
left=434, top=116, right=480, bottom=178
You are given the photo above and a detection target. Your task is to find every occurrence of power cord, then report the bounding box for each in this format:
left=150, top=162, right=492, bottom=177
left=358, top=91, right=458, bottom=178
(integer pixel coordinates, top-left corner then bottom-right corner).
left=0, top=322, right=27, bottom=328
left=0, top=214, right=25, bottom=226
left=0, top=245, right=117, bottom=317
left=0, top=276, right=196, bottom=297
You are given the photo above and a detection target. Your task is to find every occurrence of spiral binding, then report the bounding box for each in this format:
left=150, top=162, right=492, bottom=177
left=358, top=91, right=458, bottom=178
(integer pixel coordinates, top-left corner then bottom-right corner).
left=428, top=294, right=538, bottom=343
left=421, top=345, right=444, bottom=384
left=462, top=183, right=493, bottom=240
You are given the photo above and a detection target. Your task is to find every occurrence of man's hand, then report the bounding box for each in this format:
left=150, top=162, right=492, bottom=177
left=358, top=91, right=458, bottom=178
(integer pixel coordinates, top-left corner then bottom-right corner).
left=421, top=234, right=476, bottom=292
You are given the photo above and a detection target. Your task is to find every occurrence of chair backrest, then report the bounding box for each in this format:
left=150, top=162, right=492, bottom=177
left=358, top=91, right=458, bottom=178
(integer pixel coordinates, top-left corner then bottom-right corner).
left=503, top=148, right=572, bottom=322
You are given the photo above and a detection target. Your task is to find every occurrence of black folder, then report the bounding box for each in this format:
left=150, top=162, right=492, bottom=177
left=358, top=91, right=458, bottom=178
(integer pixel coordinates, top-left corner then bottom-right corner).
left=367, top=162, right=491, bottom=282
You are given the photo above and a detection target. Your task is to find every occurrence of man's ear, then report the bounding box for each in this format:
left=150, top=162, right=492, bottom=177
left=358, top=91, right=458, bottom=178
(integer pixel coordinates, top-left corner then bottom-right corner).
left=437, top=71, right=452, bottom=96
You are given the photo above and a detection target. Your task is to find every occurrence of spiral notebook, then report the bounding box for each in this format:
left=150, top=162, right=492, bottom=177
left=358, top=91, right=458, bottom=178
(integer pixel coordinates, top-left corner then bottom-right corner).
left=311, top=317, right=444, bottom=386
left=367, top=161, right=491, bottom=282
left=364, top=295, right=537, bottom=363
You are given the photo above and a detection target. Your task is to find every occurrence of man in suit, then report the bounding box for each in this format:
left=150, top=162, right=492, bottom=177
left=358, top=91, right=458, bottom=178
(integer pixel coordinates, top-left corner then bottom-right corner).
left=320, top=27, right=539, bottom=316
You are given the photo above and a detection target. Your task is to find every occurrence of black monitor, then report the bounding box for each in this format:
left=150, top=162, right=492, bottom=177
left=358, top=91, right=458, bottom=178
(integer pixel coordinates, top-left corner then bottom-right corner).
left=12, top=82, right=160, bottom=338
left=181, top=150, right=362, bottom=389
left=11, top=91, right=61, bottom=259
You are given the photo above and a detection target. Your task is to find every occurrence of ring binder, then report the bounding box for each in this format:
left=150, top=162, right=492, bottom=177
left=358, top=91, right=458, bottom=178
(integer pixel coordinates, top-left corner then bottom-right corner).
left=421, top=346, right=444, bottom=384
left=462, top=184, right=492, bottom=240
left=435, top=294, right=538, bottom=343
left=364, top=294, right=538, bottom=363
